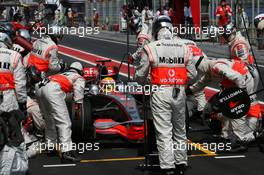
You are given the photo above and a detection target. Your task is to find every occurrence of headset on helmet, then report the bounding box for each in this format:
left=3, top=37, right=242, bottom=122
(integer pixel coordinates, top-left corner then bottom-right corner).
left=69, top=62, right=83, bottom=75
left=152, top=15, right=173, bottom=40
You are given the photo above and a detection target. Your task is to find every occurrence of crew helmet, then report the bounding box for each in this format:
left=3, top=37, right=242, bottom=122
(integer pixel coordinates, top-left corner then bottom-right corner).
left=69, top=62, right=83, bottom=75
left=0, top=31, right=12, bottom=48
left=152, top=15, right=173, bottom=40
left=18, top=29, right=31, bottom=41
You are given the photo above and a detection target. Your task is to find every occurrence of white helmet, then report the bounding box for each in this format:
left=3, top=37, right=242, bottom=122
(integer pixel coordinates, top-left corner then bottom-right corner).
left=18, top=29, right=31, bottom=41
left=152, top=15, right=173, bottom=40
left=69, top=62, right=83, bottom=75
left=0, top=32, right=12, bottom=48
left=257, top=20, right=264, bottom=30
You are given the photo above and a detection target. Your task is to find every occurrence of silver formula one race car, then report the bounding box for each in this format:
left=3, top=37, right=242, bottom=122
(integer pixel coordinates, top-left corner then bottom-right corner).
left=68, top=60, right=147, bottom=143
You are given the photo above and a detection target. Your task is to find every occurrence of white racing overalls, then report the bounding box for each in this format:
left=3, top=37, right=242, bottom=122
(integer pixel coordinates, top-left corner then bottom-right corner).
left=0, top=46, right=28, bottom=175
left=23, top=35, right=62, bottom=138
left=132, top=23, right=153, bottom=62
left=23, top=35, right=61, bottom=73
left=229, top=31, right=262, bottom=130
left=36, top=70, right=85, bottom=152
left=135, top=38, right=195, bottom=169
left=173, top=37, right=208, bottom=113
left=190, top=58, right=260, bottom=142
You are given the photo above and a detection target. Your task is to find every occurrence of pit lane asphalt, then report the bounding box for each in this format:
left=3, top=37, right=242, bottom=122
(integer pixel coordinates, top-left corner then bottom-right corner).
left=28, top=35, right=264, bottom=175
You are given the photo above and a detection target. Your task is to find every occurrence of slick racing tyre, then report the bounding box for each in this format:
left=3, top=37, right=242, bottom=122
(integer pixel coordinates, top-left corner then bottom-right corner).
left=67, top=95, right=94, bottom=141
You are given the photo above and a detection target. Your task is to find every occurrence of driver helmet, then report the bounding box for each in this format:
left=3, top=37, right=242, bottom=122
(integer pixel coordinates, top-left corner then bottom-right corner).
left=99, top=77, right=116, bottom=93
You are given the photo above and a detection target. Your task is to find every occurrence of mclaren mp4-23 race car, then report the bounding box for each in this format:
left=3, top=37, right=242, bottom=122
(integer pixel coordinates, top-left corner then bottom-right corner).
left=68, top=60, right=147, bottom=143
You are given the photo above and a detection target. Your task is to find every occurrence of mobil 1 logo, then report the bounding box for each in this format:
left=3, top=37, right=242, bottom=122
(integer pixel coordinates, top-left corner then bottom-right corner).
left=218, top=87, right=250, bottom=119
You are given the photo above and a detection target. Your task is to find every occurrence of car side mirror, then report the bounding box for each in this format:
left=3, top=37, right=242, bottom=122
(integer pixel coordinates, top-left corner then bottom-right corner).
left=87, top=84, right=99, bottom=95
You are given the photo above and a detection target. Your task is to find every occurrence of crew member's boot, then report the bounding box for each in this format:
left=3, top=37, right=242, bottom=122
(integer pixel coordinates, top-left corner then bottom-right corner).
left=161, top=168, right=175, bottom=175
left=61, top=150, right=80, bottom=163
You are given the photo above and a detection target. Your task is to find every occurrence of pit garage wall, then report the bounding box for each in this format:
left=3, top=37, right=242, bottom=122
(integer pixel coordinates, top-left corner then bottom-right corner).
left=84, top=0, right=187, bottom=30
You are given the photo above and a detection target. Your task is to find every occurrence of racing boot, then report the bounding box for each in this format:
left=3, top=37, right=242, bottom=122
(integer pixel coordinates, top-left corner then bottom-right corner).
left=61, top=150, right=81, bottom=163
left=175, top=164, right=186, bottom=175
left=161, top=168, right=175, bottom=175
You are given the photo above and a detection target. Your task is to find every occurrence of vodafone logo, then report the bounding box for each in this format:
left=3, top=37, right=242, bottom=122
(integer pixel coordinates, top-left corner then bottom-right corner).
left=168, top=69, right=175, bottom=77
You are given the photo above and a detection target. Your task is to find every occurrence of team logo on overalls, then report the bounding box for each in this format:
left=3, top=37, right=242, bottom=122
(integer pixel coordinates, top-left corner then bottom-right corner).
left=168, top=69, right=175, bottom=77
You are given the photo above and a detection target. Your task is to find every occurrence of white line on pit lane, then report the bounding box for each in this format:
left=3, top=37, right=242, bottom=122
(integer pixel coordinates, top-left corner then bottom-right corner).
left=257, top=64, right=264, bottom=68
left=43, top=164, right=76, bottom=168
left=214, top=155, right=246, bottom=159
